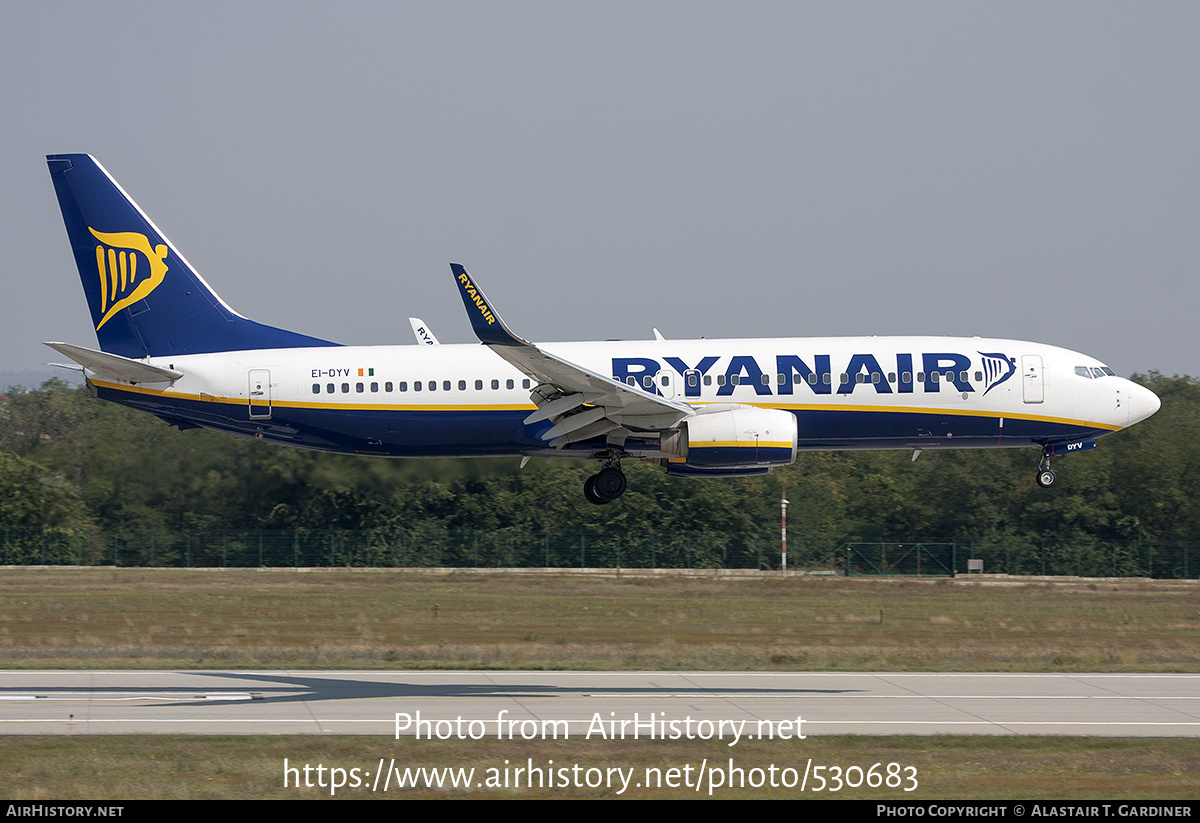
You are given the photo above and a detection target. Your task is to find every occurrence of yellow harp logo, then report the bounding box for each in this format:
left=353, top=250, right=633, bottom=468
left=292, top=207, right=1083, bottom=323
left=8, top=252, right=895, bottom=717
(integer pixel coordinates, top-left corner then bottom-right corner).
left=89, top=228, right=169, bottom=330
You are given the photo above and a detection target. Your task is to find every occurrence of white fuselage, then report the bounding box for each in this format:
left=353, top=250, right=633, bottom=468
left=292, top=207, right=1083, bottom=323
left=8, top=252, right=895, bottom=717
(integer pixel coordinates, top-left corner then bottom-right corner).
left=88, top=335, right=1158, bottom=459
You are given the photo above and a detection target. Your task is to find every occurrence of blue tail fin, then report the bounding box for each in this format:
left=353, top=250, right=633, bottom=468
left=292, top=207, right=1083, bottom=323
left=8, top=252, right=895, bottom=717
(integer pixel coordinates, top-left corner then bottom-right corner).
left=47, top=154, right=337, bottom=358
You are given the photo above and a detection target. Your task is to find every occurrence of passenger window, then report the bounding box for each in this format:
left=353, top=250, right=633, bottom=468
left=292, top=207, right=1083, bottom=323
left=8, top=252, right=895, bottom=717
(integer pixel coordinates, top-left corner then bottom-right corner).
left=809, top=373, right=817, bottom=385
left=688, top=374, right=697, bottom=387
left=475, top=379, right=483, bottom=390
left=643, top=375, right=653, bottom=388
left=341, top=383, right=350, bottom=393
left=326, top=383, right=335, bottom=394
left=426, top=381, right=435, bottom=391
left=443, top=380, right=451, bottom=391
left=930, top=372, right=939, bottom=383
left=356, top=383, right=364, bottom=393
left=974, top=371, right=982, bottom=382
left=312, top=383, right=320, bottom=394
left=491, top=379, right=499, bottom=390
left=704, top=375, right=712, bottom=386
left=506, top=379, right=514, bottom=389
left=917, top=372, right=925, bottom=382
left=887, top=372, right=896, bottom=383
left=458, top=380, right=466, bottom=391
left=522, top=379, right=531, bottom=389
left=717, top=374, right=726, bottom=386
left=413, top=381, right=421, bottom=392
left=871, top=372, right=880, bottom=383
left=731, top=374, right=741, bottom=386
left=902, top=372, right=911, bottom=384
left=385, top=382, right=393, bottom=392
left=760, top=374, right=770, bottom=386
left=823, top=373, right=831, bottom=385
left=660, top=375, right=669, bottom=386
left=856, top=373, right=865, bottom=384
left=840, top=373, right=849, bottom=384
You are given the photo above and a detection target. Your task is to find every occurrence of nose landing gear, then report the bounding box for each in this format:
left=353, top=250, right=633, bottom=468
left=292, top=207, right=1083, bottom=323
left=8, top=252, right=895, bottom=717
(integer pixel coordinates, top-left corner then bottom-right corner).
left=1036, top=453, right=1056, bottom=488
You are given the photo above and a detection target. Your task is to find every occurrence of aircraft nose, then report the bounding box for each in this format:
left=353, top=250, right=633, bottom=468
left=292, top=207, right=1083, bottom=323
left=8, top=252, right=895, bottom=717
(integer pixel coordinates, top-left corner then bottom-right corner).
left=1125, top=381, right=1161, bottom=426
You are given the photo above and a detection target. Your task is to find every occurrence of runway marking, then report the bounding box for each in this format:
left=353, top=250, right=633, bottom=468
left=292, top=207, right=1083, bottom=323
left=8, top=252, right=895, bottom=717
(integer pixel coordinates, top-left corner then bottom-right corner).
left=2, top=718, right=1197, bottom=729
left=0, top=693, right=258, bottom=702
left=0, top=719, right=344, bottom=724
left=584, top=693, right=1200, bottom=700
left=5, top=692, right=1197, bottom=701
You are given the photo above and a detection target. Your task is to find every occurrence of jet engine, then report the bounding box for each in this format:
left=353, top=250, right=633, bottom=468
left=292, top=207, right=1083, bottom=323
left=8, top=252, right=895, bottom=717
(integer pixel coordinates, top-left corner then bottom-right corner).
left=657, top=406, right=797, bottom=476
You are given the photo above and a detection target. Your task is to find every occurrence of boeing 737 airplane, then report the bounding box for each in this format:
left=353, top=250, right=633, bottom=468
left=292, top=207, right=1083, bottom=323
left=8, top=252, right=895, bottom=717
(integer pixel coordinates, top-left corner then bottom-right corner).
left=44, top=154, right=1160, bottom=504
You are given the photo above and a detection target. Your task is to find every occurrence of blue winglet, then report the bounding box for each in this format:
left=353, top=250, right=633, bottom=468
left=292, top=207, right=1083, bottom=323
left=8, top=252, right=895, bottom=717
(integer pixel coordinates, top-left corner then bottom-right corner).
left=449, top=263, right=525, bottom=347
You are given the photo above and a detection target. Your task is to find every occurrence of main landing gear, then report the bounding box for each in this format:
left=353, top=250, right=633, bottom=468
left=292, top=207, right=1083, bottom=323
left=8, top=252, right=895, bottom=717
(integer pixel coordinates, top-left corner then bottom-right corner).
left=1036, top=453, right=1056, bottom=488
left=584, top=456, right=628, bottom=505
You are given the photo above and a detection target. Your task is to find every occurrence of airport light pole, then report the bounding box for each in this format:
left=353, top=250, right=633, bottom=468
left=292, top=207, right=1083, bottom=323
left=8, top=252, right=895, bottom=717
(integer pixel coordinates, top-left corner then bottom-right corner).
left=781, top=479, right=789, bottom=576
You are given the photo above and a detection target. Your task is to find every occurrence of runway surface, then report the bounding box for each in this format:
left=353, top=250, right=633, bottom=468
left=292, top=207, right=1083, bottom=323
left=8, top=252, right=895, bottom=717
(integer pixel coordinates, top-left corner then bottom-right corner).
left=1, top=671, right=1197, bottom=736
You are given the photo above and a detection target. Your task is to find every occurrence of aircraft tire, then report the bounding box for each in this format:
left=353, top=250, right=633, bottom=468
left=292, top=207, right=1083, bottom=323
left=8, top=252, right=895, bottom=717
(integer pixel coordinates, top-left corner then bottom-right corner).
left=595, top=467, right=628, bottom=500
left=1036, top=469, right=1056, bottom=488
left=584, top=475, right=611, bottom=505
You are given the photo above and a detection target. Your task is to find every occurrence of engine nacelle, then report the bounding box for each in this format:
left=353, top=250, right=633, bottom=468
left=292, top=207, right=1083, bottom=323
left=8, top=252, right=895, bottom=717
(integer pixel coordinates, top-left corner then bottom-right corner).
left=659, top=406, right=798, bottom=471
left=663, top=463, right=774, bottom=479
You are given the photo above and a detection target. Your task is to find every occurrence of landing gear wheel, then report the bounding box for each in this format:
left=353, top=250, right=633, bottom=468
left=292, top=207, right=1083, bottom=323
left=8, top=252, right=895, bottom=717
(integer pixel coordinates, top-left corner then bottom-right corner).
left=584, top=475, right=611, bottom=505
left=594, top=467, right=628, bottom=501
left=1036, top=469, right=1056, bottom=488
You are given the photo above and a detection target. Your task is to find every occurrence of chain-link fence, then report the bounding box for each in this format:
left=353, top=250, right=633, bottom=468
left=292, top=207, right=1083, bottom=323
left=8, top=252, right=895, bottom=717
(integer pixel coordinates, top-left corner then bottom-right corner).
left=1, top=529, right=1195, bottom=578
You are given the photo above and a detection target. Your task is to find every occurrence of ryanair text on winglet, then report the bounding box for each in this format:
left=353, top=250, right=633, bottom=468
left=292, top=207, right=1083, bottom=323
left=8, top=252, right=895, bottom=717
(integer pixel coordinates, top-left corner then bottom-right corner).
left=457, top=273, right=496, bottom=326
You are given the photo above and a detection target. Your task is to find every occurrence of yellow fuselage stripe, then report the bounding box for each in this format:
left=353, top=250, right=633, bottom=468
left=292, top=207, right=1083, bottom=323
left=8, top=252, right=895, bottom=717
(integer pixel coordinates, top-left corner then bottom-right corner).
left=90, top=379, right=1121, bottom=430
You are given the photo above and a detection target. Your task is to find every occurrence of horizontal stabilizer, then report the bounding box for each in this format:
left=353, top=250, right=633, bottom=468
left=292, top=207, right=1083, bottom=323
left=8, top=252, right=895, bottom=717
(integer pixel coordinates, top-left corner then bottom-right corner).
left=43, top=342, right=182, bottom=384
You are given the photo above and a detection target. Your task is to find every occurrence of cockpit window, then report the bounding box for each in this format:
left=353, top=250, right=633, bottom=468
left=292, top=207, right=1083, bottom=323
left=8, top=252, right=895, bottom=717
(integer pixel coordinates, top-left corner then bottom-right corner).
left=1091, top=367, right=1105, bottom=378
left=1075, top=366, right=1093, bottom=378
left=1102, top=367, right=1116, bottom=376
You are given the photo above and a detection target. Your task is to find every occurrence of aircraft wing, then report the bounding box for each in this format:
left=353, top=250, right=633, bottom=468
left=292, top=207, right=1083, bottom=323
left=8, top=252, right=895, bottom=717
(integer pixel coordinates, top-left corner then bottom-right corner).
left=449, top=264, right=691, bottom=446
left=44, top=342, right=182, bottom=385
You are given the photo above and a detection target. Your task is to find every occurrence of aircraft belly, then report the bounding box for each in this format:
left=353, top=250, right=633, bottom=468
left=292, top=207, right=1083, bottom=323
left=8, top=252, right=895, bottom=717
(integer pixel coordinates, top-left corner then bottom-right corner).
left=95, top=386, right=541, bottom=457
left=789, top=407, right=1109, bottom=450
left=98, top=381, right=1116, bottom=459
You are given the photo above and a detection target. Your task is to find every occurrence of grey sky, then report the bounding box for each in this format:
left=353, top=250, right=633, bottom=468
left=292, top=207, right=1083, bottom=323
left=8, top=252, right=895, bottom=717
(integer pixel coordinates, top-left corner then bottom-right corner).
left=3, top=1, right=1197, bottom=377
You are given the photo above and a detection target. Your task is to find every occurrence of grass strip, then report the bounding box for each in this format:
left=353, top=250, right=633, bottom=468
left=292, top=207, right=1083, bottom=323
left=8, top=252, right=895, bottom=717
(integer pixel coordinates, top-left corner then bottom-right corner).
left=0, top=569, right=1196, bottom=671
left=1, top=735, right=1196, bottom=800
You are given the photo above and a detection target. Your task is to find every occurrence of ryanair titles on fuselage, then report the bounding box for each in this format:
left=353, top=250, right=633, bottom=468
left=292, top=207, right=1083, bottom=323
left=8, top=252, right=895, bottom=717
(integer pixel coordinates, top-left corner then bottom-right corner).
left=304, top=348, right=1019, bottom=399
left=610, top=350, right=1018, bottom=398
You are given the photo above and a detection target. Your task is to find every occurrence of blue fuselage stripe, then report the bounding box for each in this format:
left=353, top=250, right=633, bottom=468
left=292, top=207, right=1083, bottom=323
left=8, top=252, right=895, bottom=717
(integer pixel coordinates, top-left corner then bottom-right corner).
left=95, top=384, right=1110, bottom=457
